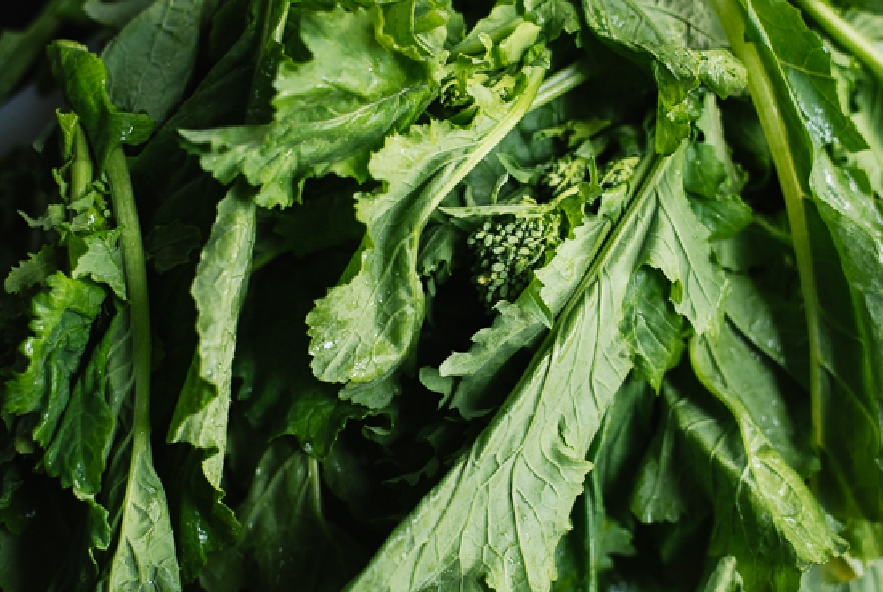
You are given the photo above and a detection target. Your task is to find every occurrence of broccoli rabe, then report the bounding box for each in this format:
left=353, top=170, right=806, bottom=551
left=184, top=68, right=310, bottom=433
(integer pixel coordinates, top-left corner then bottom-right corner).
left=538, top=153, right=589, bottom=197
left=467, top=214, right=558, bottom=308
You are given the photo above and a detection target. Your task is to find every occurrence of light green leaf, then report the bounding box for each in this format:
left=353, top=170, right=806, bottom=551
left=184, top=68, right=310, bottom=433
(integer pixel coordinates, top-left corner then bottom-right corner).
left=72, top=231, right=127, bottom=300
left=700, top=556, right=744, bottom=592
left=375, top=0, right=453, bottom=60
left=640, top=145, right=728, bottom=335
left=3, top=273, right=105, bottom=446
left=167, top=183, right=253, bottom=579
left=181, top=7, right=436, bottom=208
left=106, top=444, right=182, bottom=591
left=620, top=267, right=686, bottom=392
left=663, top=375, right=847, bottom=592
left=4, top=246, right=57, bottom=294
left=307, top=68, right=545, bottom=385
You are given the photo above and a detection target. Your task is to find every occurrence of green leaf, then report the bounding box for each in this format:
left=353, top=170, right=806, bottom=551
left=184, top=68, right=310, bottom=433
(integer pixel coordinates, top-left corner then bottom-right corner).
left=71, top=231, right=127, bottom=300
left=631, top=389, right=695, bottom=523
left=841, top=9, right=883, bottom=197
left=4, top=246, right=57, bottom=295
left=100, top=0, right=207, bottom=124
left=580, top=0, right=747, bottom=151
left=582, top=0, right=729, bottom=51
left=83, top=0, right=156, bottom=27
left=345, top=145, right=728, bottom=592
left=3, top=273, right=105, bottom=446
left=710, top=0, right=883, bottom=528
left=144, top=220, right=202, bottom=274
left=639, top=144, right=728, bottom=334
left=181, top=6, right=436, bottom=208
left=699, top=556, right=744, bottom=592
left=375, top=0, right=454, bottom=60
left=167, top=183, right=254, bottom=579
left=620, top=267, right=686, bottom=391
left=663, top=372, right=847, bottom=592
left=692, top=321, right=818, bottom=476
left=244, top=441, right=365, bottom=592
left=105, top=442, right=182, bottom=591
left=41, top=308, right=132, bottom=498
left=46, top=41, right=154, bottom=171
left=307, top=68, right=545, bottom=385
left=235, top=247, right=369, bottom=459
left=131, top=25, right=256, bottom=178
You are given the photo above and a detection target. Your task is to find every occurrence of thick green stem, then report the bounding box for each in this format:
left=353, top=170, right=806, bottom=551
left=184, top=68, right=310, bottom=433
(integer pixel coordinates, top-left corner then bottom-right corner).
left=531, top=63, right=588, bottom=111
left=709, top=0, right=825, bottom=449
left=69, top=124, right=94, bottom=271
left=105, top=146, right=152, bottom=447
left=792, top=0, right=883, bottom=81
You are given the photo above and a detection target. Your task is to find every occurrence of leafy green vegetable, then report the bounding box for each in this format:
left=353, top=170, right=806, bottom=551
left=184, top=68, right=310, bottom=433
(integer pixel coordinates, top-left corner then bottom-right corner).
left=3, top=0, right=883, bottom=590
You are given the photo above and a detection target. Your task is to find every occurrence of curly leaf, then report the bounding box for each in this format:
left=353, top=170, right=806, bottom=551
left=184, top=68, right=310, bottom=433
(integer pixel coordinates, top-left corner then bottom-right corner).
left=180, top=7, right=436, bottom=208
left=3, top=273, right=105, bottom=446
left=307, top=69, right=545, bottom=385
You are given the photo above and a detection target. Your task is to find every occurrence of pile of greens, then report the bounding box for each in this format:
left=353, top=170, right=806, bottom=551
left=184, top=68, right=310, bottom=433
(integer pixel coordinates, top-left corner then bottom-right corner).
left=1, top=0, right=882, bottom=590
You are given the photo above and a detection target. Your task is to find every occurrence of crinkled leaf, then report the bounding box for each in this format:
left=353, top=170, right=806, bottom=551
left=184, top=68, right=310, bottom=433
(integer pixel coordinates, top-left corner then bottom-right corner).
left=307, top=69, right=545, bottom=385
left=4, top=245, right=57, bottom=294
left=105, top=444, right=182, bottom=591
left=180, top=7, right=436, bottom=208
left=42, top=308, right=132, bottom=498
left=375, top=0, right=453, bottom=60
left=640, top=145, right=728, bottom=335
left=100, top=0, right=205, bottom=124
left=46, top=41, right=154, bottom=171
left=3, top=273, right=105, bottom=446
left=167, top=184, right=254, bottom=579
left=71, top=231, right=127, bottom=300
